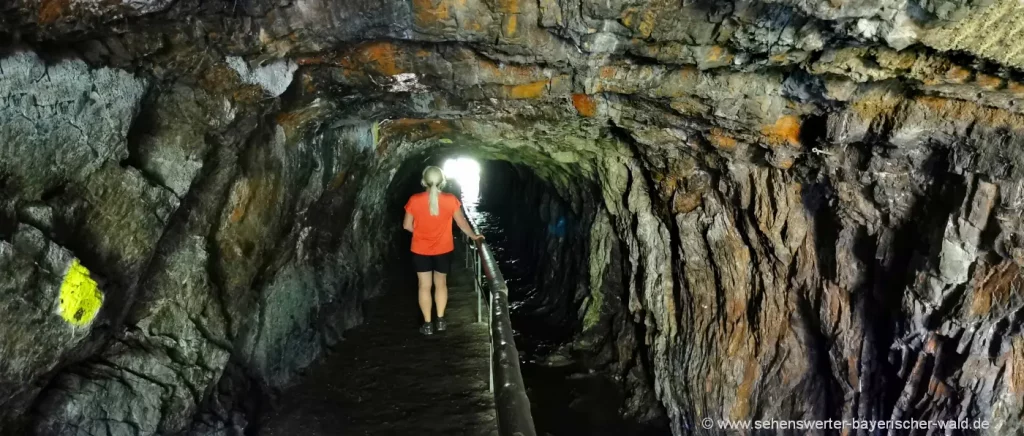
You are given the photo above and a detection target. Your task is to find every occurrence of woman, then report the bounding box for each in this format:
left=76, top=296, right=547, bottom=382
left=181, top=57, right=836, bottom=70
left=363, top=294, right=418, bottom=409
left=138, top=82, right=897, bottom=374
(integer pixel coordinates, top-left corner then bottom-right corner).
left=404, top=166, right=484, bottom=335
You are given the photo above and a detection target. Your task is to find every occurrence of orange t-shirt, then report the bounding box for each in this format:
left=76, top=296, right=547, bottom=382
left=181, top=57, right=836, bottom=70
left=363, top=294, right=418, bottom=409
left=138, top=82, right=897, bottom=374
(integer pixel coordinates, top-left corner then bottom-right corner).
left=405, top=192, right=461, bottom=255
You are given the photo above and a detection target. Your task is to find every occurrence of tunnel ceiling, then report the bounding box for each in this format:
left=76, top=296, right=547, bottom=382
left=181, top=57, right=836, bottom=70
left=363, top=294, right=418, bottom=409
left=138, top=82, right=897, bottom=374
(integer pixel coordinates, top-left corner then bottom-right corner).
left=4, top=0, right=1024, bottom=190
left=3, top=0, right=1024, bottom=435
left=7, top=0, right=1024, bottom=163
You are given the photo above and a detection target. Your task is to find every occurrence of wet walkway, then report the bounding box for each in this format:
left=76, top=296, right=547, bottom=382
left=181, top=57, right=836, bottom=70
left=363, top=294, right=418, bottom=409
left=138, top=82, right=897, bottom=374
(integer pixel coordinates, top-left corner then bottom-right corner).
left=259, top=242, right=497, bottom=436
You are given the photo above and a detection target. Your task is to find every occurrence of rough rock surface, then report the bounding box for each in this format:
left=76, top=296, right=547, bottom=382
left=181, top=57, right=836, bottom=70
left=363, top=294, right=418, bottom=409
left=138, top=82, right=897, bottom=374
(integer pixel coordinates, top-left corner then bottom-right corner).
left=1, top=0, right=1023, bottom=435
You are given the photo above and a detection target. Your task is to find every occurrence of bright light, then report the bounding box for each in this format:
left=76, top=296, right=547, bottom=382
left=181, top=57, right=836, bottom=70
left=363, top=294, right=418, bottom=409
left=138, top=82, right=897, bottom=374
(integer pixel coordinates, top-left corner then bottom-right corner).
left=443, top=157, right=481, bottom=212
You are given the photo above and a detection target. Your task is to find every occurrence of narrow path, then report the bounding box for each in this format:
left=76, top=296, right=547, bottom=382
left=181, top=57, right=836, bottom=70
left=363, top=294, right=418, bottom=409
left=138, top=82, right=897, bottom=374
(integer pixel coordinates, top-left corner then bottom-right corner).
left=259, top=243, right=497, bottom=436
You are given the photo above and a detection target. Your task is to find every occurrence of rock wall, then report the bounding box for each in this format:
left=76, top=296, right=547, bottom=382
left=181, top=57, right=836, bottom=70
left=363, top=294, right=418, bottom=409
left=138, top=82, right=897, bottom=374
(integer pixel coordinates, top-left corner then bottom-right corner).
left=479, top=160, right=669, bottom=434
left=2, top=0, right=1024, bottom=434
left=0, top=50, right=391, bottom=435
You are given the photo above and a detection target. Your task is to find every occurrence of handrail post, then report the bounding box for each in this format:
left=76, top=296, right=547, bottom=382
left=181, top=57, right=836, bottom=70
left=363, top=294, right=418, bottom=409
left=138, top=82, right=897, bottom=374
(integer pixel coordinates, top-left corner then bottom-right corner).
left=474, top=243, right=482, bottom=324
left=488, top=272, right=494, bottom=394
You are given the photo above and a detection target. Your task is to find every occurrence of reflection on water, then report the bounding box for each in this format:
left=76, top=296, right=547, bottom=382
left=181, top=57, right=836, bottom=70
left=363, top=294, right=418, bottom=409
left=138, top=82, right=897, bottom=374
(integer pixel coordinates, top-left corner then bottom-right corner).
left=463, top=209, right=536, bottom=312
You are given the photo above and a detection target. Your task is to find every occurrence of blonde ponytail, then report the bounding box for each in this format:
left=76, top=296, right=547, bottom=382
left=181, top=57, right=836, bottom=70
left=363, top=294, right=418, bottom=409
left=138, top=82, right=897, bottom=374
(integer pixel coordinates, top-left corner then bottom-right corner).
left=428, top=185, right=441, bottom=216
left=420, top=166, right=447, bottom=216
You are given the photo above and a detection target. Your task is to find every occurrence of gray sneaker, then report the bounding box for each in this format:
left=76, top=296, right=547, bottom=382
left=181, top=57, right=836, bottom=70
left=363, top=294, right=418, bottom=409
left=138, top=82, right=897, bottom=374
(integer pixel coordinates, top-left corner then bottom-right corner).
left=420, top=322, right=434, bottom=336
left=435, top=317, right=447, bottom=332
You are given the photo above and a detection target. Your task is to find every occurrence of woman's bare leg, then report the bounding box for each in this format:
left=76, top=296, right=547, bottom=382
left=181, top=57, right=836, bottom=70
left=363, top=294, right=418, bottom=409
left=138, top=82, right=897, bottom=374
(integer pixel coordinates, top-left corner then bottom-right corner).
left=433, top=272, right=448, bottom=318
left=417, top=272, right=433, bottom=322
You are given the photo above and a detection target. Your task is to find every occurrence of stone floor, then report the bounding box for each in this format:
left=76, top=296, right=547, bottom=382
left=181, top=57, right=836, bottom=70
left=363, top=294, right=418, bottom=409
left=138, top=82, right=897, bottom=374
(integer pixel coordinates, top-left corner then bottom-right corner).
left=259, top=244, right=497, bottom=436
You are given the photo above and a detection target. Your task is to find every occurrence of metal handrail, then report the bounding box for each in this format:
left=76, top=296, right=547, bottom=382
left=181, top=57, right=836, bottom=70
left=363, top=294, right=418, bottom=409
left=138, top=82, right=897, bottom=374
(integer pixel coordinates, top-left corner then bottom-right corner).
left=461, top=207, right=537, bottom=436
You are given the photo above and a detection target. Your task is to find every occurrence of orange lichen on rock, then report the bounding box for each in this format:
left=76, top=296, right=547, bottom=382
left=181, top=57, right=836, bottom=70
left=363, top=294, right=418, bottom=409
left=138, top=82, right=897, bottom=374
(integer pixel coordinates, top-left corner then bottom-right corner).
left=849, top=89, right=904, bottom=124
left=571, top=94, right=598, bottom=117
left=507, top=80, right=548, bottom=99
left=970, top=262, right=1022, bottom=317
left=624, top=8, right=657, bottom=38
left=761, top=115, right=802, bottom=148
left=847, top=355, right=859, bottom=387
left=413, top=0, right=450, bottom=27
left=476, top=58, right=503, bottom=78
left=620, top=7, right=635, bottom=26
left=391, top=119, right=452, bottom=134
left=426, top=119, right=452, bottom=133
left=944, top=65, right=972, bottom=84
left=275, top=111, right=303, bottom=138
left=275, top=106, right=324, bottom=140
left=504, top=14, right=518, bottom=37
left=924, top=333, right=941, bottom=354
left=915, top=95, right=1020, bottom=128
left=462, top=18, right=484, bottom=32
left=496, top=0, right=520, bottom=13
left=707, top=45, right=726, bottom=62
left=1008, top=81, right=1024, bottom=96
left=707, top=128, right=738, bottom=150
left=731, top=359, right=759, bottom=419
left=379, top=119, right=454, bottom=146
left=975, top=73, right=1004, bottom=90
left=295, top=55, right=331, bottom=66
left=672, top=190, right=702, bottom=214
left=652, top=171, right=673, bottom=192
left=360, top=42, right=402, bottom=76
left=476, top=59, right=542, bottom=83
left=773, top=155, right=796, bottom=170
left=229, top=181, right=252, bottom=223
left=38, top=0, right=70, bottom=24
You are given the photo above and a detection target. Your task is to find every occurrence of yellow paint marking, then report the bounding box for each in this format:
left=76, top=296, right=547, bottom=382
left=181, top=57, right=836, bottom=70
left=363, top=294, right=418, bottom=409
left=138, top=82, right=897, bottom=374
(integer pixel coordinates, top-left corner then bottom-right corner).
left=59, top=259, right=104, bottom=326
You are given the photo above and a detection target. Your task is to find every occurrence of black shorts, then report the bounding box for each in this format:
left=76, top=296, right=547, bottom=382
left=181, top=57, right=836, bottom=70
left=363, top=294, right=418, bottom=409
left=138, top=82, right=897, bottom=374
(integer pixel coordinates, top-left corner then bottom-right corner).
left=412, top=251, right=453, bottom=274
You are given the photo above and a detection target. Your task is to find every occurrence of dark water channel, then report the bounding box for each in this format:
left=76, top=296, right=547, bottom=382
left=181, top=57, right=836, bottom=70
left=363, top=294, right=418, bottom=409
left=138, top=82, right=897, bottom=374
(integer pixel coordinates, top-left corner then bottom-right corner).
left=466, top=202, right=651, bottom=436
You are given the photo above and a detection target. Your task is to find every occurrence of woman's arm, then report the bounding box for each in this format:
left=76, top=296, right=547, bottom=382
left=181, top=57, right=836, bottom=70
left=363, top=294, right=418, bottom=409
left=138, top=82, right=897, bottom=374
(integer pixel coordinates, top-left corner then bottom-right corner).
left=453, top=208, right=484, bottom=241
left=403, top=212, right=414, bottom=232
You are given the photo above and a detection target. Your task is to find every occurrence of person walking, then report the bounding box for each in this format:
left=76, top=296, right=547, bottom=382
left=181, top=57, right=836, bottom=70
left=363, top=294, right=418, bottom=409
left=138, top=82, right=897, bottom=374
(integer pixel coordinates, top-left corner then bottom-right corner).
left=403, top=166, right=484, bottom=335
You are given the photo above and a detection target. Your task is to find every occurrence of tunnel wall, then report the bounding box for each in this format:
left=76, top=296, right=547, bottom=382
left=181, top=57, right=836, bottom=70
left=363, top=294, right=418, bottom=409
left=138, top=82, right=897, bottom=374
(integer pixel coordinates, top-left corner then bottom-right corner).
left=0, top=51, right=393, bottom=435
left=478, top=159, right=670, bottom=434
left=3, top=13, right=1024, bottom=433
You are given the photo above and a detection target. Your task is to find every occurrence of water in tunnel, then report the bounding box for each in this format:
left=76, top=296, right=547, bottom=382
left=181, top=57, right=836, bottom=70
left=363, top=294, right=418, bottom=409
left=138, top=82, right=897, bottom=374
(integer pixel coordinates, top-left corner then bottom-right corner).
left=4, top=1, right=1024, bottom=435
left=473, top=161, right=671, bottom=436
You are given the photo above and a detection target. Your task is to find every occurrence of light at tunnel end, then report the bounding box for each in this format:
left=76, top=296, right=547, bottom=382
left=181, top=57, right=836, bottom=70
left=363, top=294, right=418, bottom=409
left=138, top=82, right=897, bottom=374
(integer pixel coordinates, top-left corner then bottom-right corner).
left=443, top=157, right=481, bottom=210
